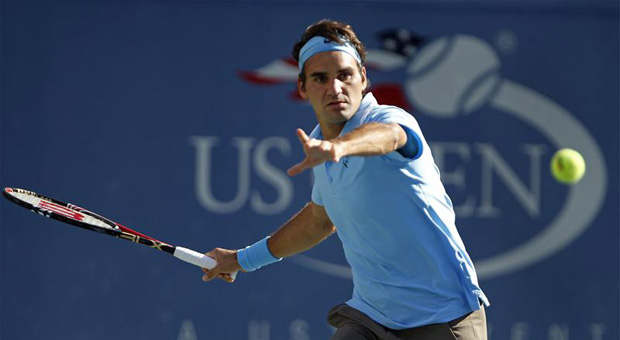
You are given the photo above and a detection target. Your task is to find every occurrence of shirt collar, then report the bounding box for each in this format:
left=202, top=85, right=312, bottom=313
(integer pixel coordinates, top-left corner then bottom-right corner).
left=340, top=92, right=377, bottom=136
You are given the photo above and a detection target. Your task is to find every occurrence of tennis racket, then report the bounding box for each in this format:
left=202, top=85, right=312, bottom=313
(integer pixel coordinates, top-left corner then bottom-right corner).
left=2, top=187, right=237, bottom=280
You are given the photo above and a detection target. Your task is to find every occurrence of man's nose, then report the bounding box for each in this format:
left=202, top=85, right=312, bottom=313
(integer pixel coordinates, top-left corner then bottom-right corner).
left=327, top=79, right=343, bottom=95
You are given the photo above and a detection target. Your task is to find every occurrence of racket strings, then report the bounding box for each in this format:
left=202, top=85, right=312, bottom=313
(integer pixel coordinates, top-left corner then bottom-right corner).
left=7, top=190, right=117, bottom=231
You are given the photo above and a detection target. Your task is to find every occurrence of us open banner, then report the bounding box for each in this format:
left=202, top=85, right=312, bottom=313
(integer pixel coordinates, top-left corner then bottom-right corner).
left=1, top=1, right=618, bottom=340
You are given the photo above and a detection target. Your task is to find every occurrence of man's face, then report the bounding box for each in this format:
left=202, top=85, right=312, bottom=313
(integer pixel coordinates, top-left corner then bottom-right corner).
left=298, top=51, right=367, bottom=134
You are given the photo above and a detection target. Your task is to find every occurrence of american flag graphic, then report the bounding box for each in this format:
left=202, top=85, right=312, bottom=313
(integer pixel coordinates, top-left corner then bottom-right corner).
left=239, top=28, right=427, bottom=110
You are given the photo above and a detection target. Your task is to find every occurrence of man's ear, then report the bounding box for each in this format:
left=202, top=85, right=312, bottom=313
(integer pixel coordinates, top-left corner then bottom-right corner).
left=361, top=66, right=368, bottom=89
left=297, top=78, right=308, bottom=100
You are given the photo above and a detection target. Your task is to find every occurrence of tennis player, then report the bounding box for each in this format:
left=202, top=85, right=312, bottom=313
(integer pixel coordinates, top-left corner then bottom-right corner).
left=202, top=19, right=489, bottom=340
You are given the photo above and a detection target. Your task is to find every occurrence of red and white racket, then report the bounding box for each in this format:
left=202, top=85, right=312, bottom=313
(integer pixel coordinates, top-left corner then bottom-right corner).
left=2, top=187, right=236, bottom=280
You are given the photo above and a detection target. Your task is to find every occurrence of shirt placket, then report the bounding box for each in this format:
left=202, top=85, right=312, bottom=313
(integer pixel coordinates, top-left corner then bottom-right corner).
left=324, top=161, right=335, bottom=194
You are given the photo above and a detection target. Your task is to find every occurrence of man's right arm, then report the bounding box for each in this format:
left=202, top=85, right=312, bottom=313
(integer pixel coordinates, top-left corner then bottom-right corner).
left=201, top=202, right=334, bottom=282
left=269, top=202, right=335, bottom=258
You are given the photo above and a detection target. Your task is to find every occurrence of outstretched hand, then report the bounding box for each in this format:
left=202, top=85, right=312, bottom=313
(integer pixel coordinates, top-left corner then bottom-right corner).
left=287, top=129, right=342, bottom=176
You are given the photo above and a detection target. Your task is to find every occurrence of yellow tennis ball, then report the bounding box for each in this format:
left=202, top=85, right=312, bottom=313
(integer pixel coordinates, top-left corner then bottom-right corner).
left=550, top=148, right=586, bottom=184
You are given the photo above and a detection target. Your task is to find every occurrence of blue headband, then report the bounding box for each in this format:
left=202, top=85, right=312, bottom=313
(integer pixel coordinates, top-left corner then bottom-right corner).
left=298, top=36, right=362, bottom=71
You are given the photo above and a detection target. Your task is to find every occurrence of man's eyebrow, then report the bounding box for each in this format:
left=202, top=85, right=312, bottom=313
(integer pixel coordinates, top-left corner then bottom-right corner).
left=309, top=67, right=355, bottom=78
left=309, top=71, right=327, bottom=78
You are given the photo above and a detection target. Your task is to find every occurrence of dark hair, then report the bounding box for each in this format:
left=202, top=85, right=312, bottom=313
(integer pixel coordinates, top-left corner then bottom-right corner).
left=292, top=19, right=368, bottom=86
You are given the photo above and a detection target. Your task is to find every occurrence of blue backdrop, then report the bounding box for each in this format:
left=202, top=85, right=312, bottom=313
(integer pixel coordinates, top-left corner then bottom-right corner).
left=1, top=1, right=618, bottom=339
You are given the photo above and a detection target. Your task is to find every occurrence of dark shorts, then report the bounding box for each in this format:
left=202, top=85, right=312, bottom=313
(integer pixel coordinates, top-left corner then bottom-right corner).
left=327, top=304, right=487, bottom=340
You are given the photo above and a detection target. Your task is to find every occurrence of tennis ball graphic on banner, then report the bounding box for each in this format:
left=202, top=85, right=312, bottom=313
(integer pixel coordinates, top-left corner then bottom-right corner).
left=405, top=35, right=502, bottom=117
left=550, top=148, right=586, bottom=184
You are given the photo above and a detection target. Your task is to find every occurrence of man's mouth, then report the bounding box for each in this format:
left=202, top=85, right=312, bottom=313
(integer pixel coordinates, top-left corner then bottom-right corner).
left=328, top=100, right=347, bottom=107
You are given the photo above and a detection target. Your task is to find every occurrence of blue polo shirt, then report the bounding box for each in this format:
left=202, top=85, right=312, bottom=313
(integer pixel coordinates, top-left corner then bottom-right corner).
left=310, top=93, right=489, bottom=330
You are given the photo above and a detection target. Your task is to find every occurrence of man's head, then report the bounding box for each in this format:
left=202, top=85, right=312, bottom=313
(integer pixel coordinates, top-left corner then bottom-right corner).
left=292, top=20, right=369, bottom=136
left=292, top=19, right=367, bottom=88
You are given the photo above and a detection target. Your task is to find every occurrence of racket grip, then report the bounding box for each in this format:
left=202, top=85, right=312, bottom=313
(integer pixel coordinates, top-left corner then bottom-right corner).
left=173, top=247, right=238, bottom=280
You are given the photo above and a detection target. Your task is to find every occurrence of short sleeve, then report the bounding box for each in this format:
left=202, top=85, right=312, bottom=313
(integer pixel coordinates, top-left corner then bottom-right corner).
left=311, top=181, right=323, bottom=206
left=397, top=124, right=423, bottom=160
left=366, top=107, right=423, bottom=161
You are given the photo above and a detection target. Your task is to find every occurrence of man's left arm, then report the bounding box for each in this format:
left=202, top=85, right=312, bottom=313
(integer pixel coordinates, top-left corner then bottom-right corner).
left=287, top=123, right=408, bottom=176
left=332, top=122, right=408, bottom=158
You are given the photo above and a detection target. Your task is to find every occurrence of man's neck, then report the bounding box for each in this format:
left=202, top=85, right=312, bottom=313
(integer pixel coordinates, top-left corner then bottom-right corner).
left=320, top=122, right=346, bottom=140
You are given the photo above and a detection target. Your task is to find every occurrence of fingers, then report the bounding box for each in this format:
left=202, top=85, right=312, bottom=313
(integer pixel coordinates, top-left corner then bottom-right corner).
left=202, top=269, right=234, bottom=283
left=201, top=265, right=219, bottom=282
left=296, top=128, right=309, bottom=143
left=289, top=129, right=311, bottom=176
left=201, top=271, right=211, bottom=282
left=287, top=158, right=310, bottom=176
left=219, top=273, right=234, bottom=283
left=201, top=251, right=217, bottom=281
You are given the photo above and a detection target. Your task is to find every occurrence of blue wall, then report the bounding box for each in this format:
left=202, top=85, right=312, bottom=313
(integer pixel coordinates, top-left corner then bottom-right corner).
left=1, top=1, right=618, bottom=339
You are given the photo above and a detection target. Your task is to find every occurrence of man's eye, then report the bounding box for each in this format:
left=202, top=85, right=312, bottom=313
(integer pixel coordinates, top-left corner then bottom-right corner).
left=340, top=73, right=353, bottom=81
left=314, top=76, right=326, bottom=83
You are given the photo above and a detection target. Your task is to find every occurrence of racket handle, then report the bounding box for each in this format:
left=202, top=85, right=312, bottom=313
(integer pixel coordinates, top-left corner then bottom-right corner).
left=173, top=247, right=238, bottom=280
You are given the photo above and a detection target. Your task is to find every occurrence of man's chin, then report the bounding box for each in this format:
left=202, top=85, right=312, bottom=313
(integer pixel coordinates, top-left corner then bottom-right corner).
left=326, top=110, right=350, bottom=121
